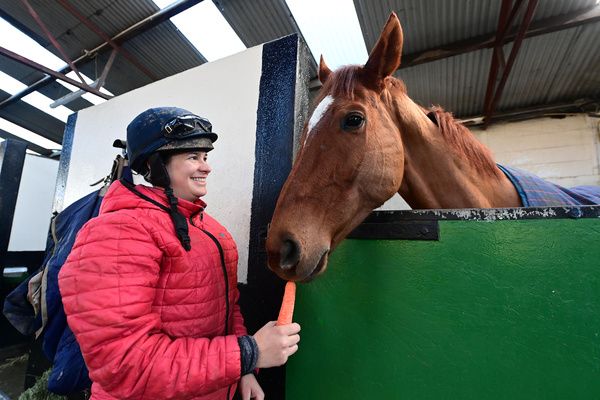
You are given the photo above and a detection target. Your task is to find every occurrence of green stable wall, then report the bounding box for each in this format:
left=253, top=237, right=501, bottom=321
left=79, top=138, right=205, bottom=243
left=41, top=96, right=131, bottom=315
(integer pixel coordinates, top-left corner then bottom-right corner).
left=287, top=218, right=600, bottom=399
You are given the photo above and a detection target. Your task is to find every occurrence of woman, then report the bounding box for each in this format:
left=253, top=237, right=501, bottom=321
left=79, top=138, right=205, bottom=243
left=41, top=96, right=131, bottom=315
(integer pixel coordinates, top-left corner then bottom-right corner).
left=59, top=107, right=300, bottom=400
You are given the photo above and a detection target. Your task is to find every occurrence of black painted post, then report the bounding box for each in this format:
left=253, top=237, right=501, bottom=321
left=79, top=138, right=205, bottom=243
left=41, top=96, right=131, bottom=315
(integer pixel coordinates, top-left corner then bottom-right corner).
left=0, top=139, right=27, bottom=263
left=239, top=34, right=310, bottom=399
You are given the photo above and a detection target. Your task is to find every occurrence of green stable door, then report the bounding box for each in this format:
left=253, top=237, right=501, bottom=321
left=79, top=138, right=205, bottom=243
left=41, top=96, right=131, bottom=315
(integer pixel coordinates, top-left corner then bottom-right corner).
left=286, top=208, right=600, bottom=399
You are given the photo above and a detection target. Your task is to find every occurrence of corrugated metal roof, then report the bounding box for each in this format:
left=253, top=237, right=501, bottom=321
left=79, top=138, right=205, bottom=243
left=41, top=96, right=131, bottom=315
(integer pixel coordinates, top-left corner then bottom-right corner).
left=485, top=20, right=600, bottom=114
left=396, top=18, right=600, bottom=119
left=500, top=28, right=578, bottom=111
left=397, top=49, right=492, bottom=117
left=0, top=0, right=206, bottom=97
left=545, top=21, right=600, bottom=102
left=215, top=0, right=300, bottom=47
left=354, top=0, right=600, bottom=118
left=215, top=0, right=317, bottom=75
left=354, top=0, right=597, bottom=53
left=355, top=0, right=502, bottom=53
left=532, top=0, right=597, bottom=19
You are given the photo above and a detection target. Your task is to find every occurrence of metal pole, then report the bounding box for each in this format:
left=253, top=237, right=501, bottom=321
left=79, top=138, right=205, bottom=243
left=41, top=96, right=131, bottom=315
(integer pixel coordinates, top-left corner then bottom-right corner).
left=0, top=45, right=111, bottom=99
left=21, top=0, right=86, bottom=84
left=482, top=0, right=516, bottom=117
left=49, top=48, right=118, bottom=108
left=484, top=0, right=539, bottom=127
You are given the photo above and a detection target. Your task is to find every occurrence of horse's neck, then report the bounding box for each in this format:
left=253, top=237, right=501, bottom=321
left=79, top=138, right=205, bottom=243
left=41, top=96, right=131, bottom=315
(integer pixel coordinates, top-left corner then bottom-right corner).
left=388, top=94, right=521, bottom=209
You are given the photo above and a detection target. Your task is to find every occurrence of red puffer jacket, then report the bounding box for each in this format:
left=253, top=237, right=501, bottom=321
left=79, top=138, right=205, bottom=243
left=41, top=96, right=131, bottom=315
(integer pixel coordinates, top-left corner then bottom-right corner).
left=59, top=181, right=246, bottom=400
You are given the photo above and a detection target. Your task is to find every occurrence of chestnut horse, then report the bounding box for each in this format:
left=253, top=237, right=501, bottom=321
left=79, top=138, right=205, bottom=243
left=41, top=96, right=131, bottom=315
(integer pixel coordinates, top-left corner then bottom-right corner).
left=266, top=13, right=524, bottom=282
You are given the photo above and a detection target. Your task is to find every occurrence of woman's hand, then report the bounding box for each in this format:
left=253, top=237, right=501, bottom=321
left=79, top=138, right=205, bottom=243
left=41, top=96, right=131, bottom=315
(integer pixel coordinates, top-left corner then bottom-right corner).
left=252, top=321, right=301, bottom=368
left=239, top=374, right=264, bottom=400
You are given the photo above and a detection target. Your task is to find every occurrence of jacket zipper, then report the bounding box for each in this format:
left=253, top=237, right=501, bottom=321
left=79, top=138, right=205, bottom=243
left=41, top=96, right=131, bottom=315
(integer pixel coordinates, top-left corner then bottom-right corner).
left=189, top=214, right=230, bottom=335
left=189, top=215, right=233, bottom=400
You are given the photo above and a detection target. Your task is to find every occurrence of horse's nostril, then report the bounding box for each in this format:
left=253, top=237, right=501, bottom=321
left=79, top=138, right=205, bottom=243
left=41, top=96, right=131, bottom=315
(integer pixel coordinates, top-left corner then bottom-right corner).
left=280, top=239, right=300, bottom=270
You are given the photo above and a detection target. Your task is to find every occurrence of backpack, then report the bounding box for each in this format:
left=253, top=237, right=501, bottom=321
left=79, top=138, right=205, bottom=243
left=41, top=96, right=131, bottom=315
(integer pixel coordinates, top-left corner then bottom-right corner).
left=3, top=150, right=130, bottom=395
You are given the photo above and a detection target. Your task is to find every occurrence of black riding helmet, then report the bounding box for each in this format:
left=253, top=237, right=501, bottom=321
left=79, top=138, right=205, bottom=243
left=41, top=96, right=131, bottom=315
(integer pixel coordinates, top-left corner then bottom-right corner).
left=127, top=106, right=218, bottom=182
left=124, top=107, right=218, bottom=251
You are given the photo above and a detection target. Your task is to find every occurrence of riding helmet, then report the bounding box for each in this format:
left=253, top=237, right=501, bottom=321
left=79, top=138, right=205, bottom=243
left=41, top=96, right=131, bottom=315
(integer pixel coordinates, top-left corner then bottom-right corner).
left=126, top=106, right=218, bottom=176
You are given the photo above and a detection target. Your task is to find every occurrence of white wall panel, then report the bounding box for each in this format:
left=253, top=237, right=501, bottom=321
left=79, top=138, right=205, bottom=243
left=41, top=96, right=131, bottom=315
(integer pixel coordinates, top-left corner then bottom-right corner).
left=9, top=154, right=58, bottom=251
left=474, top=115, right=600, bottom=188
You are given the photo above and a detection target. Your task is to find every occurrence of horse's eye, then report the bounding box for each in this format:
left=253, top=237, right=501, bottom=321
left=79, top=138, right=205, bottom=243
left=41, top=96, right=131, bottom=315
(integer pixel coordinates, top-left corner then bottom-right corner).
left=342, top=113, right=365, bottom=131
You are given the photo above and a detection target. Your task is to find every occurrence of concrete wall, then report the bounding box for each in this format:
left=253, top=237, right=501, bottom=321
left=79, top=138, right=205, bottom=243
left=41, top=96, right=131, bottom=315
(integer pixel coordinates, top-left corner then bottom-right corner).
left=8, top=154, right=58, bottom=251
left=473, top=114, right=600, bottom=188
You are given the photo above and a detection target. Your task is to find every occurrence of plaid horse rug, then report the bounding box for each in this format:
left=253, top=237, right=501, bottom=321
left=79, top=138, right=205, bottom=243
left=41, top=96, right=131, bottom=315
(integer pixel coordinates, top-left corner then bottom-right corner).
left=498, top=164, right=600, bottom=207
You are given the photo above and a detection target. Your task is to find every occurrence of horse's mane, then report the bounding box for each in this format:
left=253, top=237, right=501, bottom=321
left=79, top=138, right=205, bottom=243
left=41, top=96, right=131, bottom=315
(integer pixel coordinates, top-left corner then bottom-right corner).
left=316, top=65, right=361, bottom=101
left=429, top=106, right=501, bottom=178
left=317, top=65, right=408, bottom=101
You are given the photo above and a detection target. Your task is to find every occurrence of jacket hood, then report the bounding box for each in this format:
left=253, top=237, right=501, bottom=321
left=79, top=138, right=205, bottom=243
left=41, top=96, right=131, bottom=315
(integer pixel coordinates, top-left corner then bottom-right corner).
left=100, top=180, right=206, bottom=217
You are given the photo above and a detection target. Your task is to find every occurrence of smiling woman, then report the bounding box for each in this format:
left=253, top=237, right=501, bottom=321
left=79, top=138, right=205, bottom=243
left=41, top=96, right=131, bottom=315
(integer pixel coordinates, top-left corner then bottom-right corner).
left=56, top=106, right=301, bottom=400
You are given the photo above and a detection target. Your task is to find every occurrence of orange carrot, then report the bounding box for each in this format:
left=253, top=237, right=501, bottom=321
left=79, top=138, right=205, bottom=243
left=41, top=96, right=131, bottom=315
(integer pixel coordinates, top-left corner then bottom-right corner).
left=276, top=281, right=296, bottom=325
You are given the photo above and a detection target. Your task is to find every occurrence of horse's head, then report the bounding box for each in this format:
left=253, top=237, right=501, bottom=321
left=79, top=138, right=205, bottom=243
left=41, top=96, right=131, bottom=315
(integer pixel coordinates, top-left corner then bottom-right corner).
left=267, top=13, right=408, bottom=282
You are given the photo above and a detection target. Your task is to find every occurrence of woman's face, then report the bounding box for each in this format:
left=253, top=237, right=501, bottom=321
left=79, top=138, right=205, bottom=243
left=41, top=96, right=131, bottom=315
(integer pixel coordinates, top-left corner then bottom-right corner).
left=165, top=150, right=212, bottom=201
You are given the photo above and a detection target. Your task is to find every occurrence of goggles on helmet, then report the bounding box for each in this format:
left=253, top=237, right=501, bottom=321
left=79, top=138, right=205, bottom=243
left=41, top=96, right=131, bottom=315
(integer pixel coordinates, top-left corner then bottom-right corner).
left=162, top=115, right=213, bottom=139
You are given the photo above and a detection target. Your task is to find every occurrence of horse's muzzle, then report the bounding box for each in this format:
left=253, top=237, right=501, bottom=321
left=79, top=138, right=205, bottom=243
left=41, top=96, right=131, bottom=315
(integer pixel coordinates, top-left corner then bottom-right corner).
left=266, top=232, right=330, bottom=282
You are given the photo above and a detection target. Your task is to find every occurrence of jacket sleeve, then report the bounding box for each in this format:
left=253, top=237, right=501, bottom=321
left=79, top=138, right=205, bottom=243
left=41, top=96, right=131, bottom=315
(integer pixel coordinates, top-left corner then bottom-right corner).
left=59, top=213, right=241, bottom=399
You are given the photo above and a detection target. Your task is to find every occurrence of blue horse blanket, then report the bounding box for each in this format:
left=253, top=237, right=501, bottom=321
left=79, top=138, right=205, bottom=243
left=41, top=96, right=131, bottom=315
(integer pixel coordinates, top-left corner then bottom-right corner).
left=498, top=164, right=600, bottom=207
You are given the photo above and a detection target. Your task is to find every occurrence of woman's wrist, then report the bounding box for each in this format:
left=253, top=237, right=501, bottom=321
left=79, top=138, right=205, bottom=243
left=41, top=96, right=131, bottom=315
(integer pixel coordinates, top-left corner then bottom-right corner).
left=237, top=335, right=259, bottom=375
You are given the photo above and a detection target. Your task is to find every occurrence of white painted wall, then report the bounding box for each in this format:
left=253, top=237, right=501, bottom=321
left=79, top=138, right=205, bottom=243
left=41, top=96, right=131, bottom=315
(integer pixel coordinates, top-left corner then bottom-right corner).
left=8, top=154, right=58, bottom=251
left=473, top=115, right=600, bottom=188
left=59, top=46, right=264, bottom=282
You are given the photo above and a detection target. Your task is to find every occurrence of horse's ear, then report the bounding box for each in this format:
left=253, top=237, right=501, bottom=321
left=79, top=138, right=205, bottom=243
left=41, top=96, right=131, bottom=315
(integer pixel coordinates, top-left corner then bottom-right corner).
left=319, top=55, right=332, bottom=84
left=363, top=12, right=403, bottom=89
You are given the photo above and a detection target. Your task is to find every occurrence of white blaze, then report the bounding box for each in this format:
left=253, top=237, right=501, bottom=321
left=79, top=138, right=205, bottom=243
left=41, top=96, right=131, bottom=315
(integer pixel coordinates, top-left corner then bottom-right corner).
left=306, top=95, right=334, bottom=138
